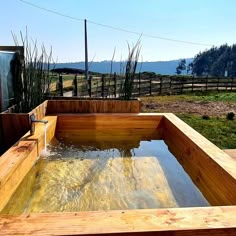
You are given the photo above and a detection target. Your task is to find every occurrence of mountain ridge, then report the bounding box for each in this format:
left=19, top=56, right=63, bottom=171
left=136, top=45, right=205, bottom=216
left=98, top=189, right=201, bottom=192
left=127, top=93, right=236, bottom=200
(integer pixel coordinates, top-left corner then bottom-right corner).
left=55, top=58, right=193, bottom=75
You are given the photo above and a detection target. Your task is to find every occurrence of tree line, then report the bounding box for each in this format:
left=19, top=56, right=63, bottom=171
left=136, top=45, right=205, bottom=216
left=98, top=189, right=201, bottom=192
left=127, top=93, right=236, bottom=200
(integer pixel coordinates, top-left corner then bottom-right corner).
left=176, top=44, right=236, bottom=77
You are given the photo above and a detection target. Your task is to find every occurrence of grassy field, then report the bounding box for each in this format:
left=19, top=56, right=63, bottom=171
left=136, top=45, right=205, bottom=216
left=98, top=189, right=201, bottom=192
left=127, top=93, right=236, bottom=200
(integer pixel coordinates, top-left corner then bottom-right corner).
left=178, top=114, right=236, bottom=149
left=142, top=92, right=236, bottom=149
left=142, top=91, right=236, bottom=103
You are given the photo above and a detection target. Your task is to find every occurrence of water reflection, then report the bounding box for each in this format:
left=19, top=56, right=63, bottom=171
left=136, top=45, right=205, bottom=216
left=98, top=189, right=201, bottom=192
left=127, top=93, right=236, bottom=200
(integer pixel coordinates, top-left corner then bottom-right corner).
left=1, top=131, right=209, bottom=214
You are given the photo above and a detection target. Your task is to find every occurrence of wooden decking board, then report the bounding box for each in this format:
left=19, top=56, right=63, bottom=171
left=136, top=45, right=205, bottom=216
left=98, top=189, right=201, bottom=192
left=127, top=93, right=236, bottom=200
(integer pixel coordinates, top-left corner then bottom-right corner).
left=0, top=206, right=236, bottom=235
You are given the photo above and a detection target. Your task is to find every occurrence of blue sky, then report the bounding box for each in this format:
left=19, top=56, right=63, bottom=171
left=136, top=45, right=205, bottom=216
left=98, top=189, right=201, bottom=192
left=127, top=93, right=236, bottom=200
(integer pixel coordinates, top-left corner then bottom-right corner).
left=1, top=0, right=236, bottom=62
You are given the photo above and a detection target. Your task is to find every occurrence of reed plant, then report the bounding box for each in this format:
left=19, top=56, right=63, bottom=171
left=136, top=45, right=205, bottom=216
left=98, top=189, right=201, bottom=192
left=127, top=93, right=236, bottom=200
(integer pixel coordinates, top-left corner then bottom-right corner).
left=119, top=39, right=141, bottom=100
left=11, top=29, right=54, bottom=112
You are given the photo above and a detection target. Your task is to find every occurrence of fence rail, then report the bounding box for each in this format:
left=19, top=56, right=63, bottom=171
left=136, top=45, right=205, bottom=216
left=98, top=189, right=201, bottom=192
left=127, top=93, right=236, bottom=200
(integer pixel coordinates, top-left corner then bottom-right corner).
left=53, top=74, right=236, bottom=98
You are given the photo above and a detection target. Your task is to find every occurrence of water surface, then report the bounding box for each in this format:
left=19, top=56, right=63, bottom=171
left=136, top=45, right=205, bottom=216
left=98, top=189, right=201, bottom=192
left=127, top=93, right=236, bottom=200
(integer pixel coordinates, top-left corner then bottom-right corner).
left=2, top=131, right=209, bottom=214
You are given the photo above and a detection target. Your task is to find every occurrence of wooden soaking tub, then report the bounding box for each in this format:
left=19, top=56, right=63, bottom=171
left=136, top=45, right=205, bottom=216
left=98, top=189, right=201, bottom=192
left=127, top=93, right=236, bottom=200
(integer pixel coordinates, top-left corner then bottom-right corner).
left=0, top=100, right=235, bottom=235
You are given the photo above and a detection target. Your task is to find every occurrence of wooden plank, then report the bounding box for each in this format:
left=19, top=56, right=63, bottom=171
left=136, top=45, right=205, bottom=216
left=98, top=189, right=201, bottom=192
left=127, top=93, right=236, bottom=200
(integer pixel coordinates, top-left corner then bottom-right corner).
left=56, top=128, right=162, bottom=146
left=46, top=100, right=141, bottom=113
left=0, top=116, right=57, bottom=211
left=0, top=101, right=47, bottom=154
left=0, top=113, right=30, bottom=154
left=224, top=149, right=236, bottom=159
left=0, top=206, right=236, bottom=235
left=28, top=100, right=48, bottom=120
left=56, top=114, right=163, bottom=130
left=1, top=161, right=39, bottom=215
left=162, top=113, right=236, bottom=205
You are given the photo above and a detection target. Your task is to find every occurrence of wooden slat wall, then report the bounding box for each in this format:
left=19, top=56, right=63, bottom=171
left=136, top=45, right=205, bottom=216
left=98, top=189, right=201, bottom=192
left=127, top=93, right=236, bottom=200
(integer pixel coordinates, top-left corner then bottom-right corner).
left=56, top=114, right=163, bottom=130
left=28, top=100, right=48, bottom=120
left=56, top=129, right=162, bottom=146
left=163, top=113, right=236, bottom=206
left=0, top=101, right=48, bottom=155
left=0, top=116, right=57, bottom=211
left=0, top=113, right=30, bottom=154
left=46, top=100, right=141, bottom=114
left=56, top=114, right=164, bottom=145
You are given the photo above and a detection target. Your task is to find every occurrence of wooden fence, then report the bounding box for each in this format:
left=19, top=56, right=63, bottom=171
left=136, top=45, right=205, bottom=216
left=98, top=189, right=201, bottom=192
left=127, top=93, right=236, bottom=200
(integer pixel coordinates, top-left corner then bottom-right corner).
left=54, top=74, right=236, bottom=98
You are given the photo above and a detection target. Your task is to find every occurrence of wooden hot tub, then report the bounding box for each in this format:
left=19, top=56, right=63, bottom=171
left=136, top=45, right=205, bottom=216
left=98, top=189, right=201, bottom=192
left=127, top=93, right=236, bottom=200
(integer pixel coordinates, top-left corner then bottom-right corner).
left=0, top=100, right=235, bottom=235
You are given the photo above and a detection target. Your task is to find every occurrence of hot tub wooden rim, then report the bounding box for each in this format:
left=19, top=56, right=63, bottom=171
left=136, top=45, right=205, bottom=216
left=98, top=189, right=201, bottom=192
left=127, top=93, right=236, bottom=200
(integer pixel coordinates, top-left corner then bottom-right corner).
left=0, top=206, right=235, bottom=235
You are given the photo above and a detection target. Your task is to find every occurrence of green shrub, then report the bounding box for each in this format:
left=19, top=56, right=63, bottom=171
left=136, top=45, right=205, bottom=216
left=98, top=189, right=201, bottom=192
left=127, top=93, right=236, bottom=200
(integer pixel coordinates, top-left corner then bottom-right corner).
left=202, top=115, right=210, bottom=120
left=226, top=112, right=235, bottom=120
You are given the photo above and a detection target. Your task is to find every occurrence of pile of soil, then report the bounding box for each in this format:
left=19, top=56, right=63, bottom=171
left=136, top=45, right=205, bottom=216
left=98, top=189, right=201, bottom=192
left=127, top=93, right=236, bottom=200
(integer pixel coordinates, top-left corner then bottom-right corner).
left=142, top=100, right=236, bottom=117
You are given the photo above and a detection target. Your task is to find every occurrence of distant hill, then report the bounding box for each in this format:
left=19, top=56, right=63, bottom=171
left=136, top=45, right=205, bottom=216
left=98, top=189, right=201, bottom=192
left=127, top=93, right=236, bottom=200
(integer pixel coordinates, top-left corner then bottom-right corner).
left=54, top=58, right=193, bottom=75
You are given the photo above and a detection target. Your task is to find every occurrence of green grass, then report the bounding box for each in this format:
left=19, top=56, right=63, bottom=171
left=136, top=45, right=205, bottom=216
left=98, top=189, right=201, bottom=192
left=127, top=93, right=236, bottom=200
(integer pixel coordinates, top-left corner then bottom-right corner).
left=183, top=91, right=236, bottom=102
left=178, top=114, right=236, bottom=149
left=141, top=91, right=236, bottom=103
left=142, top=92, right=236, bottom=149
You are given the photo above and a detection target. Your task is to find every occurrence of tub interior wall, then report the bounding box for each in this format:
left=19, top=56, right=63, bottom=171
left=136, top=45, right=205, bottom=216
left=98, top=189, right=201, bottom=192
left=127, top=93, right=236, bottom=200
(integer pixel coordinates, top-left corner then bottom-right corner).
left=0, top=115, right=57, bottom=212
left=163, top=115, right=236, bottom=206
left=55, top=114, right=236, bottom=207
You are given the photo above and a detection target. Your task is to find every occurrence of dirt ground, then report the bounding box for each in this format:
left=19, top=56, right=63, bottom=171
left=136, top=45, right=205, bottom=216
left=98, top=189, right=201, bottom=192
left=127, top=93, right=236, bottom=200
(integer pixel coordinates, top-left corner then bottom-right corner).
left=142, top=100, right=236, bottom=117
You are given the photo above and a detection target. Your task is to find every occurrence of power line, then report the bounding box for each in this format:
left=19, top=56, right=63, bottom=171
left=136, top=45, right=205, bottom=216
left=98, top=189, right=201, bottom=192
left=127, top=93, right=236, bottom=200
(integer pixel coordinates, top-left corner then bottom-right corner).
left=18, top=0, right=84, bottom=22
left=18, top=0, right=213, bottom=47
left=88, top=20, right=212, bottom=46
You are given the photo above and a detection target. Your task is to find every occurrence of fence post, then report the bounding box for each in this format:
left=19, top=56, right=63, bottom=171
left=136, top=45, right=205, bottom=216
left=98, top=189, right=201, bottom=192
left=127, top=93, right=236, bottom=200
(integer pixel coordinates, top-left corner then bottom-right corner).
left=180, top=77, right=184, bottom=94
left=159, top=77, right=162, bottom=95
left=205, top=76, right=208, bottom=91
left=149, top=76, right=152, bottom=95
left=73, top=75, right=78, bottom=96
left=225, top=77, right=228, bottom=91
left=217, top=77, right=220, bottom=92
left=101, top=75, right=105, bottom=98
left=113, top=73, right=117, bottom=98
left=231, top=77, right=234, bottom=91
left=192, top=76, right=194, bottom=92
left=58, top=75, right=63, bottom=96
left=88, top=76, right=92, bottom=97
left=138, top=73, right=141, bottom=96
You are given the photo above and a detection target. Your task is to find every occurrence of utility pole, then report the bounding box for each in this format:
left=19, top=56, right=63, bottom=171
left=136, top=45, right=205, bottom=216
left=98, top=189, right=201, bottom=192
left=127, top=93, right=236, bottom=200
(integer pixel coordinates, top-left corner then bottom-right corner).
left=84, top=19, right=89, bottom=80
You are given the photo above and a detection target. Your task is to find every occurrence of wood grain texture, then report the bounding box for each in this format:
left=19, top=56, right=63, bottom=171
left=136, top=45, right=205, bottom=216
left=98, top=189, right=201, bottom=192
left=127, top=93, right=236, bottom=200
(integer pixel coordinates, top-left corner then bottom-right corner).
left=163, top=113, right=236, bottom=206
left=46, top=99, right=141, bottom=113
left=56, top=113, right=163, bottom=131
left=56, top=128, right=162, bottom=147
left=28, top=100, right=48, bottom=121
left=0, top=113, right=30, bottom=154
left=0, top=206, right=235, bottom=235
left=224, top=149, right=236, bottom=160
left=0, top=101, right=48, bottom=154
left=0, top=116, right=57, bottom=211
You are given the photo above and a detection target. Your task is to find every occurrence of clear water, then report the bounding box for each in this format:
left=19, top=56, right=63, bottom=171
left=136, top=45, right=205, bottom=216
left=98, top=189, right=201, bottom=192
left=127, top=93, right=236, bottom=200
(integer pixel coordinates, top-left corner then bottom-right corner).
left=2, top=132, right=209, bottom=214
